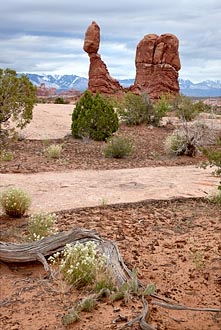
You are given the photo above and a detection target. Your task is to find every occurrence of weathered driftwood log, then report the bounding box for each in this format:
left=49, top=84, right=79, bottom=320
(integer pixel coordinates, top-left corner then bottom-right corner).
left=0, top=228, right=99, bottom=263
left=0, top=227, right=153, bottom=329
left=0, top=227, right=151, bottom=328
left=1, top=227, right=220, bottom=329
left=0, top=228, right=136, bottom=287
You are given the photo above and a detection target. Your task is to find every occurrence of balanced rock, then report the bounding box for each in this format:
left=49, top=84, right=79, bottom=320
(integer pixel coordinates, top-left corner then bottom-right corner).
left=83, top=21, right=123, bottom=95
left=83, top=21, right=100, bottom=54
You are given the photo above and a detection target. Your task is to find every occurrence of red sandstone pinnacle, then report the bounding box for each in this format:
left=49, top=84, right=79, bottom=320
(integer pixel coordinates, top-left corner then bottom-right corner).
left=133, top=33, right=181, bottom=98
left=83, top=22, right=181, bottom=99
left=83, top=21, right=124, bottom=95
left=87, top=53, right=123, bottom=94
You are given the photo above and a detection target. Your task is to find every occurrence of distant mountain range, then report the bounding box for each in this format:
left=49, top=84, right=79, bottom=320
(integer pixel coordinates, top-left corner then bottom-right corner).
left=23, top=73, right=88, bottom=92
left=23, top=73, right=221, bottom=97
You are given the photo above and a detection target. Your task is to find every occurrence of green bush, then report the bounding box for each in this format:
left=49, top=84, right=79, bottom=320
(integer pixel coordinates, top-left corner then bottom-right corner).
left=152, top=94, right=171, bottom=126
left=0, top=150, right=13, bottom=161
left=118, top=92, right=169, bottom=126
left=0, top=68, right=37, bottom=140
left=103, top=136, right=134, bottom=158
left=0, top=187, right=31, bottom=217
left=193, top=100, right=212, bottom=113
left=118, top=92, right=152, bottom=125
left=76, top=297, right=97, bottom=312
left=201, top=139, right=221, bottom=191
left=54, top=97, right=64, bottom=104
left=175, top=95, right=201, bottom=121
left=71, top=91, right=118, bottom=141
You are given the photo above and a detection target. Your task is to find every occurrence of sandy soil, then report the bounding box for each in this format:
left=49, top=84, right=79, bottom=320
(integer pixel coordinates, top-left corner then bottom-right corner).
left=1, top=199, right=221, bottom=330
left=0, top=104, right=221, bottom=330
left=0, top=166, right=219, bottom=213
left=18, top=104, right=74, bottom=140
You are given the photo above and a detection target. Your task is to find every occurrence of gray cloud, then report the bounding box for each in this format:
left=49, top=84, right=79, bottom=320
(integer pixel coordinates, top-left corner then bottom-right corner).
left=0, top=0, right=221, bottom=82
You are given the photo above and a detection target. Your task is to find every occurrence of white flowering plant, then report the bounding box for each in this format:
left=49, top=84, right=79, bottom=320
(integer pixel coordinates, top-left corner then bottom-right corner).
left=27, top=212, right=58, bottom=241
left=49, top=241, right=106, bottom=288
left=0, top=187, right=31, bottom=217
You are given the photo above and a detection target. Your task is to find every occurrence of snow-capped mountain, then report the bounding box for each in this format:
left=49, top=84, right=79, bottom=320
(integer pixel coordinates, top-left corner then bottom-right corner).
left=179, top=79, right=221, bottom=97
left=22, top=73, right=88, bottom=92
left=22, top=73, right=221, bottom=97
left=120, top=78, right=221, bottom=97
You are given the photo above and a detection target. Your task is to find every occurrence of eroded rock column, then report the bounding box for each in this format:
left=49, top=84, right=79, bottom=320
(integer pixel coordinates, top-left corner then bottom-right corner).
left=83, top=21, right=123, bottom=95
left=131, top=33, right=181, bottom=99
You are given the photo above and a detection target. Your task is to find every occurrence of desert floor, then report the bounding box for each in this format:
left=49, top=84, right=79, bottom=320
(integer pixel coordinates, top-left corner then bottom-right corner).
left=0, top=104, right=220, bottom=330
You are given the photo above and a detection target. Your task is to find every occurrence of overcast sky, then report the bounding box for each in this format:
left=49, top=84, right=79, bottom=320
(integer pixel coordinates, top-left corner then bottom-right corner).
left=0, top=0, right=220, bottom=82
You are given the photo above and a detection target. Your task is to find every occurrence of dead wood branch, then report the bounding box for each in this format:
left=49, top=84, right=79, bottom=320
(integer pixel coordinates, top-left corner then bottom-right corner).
left=0, top=228, right=100, bottom=263
left=1, top=227, right=221, bottom=330
left=152, top=301, right=221, bottom=312
left=0, top=228, right=136, bottom=287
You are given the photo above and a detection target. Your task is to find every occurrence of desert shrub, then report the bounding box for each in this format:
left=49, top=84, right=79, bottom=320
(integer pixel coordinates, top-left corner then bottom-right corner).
left=49, top=241, right=106, bottom=288
left=208, top=190, right=221, bottom=205
left=103, top=136, right=134, bottom=158
left=118, top=92, right=170, bottom=126
left=165, top=125, right=206, bottom=157
left=165, top=115, right=217, bottom=157
left=152, top=94, right=172, bottom=126
left=27, top=212, right=58, bottom=241
left=62, top=310, right=80, bottom=326
left=118, top=92, right=152, bottom=125
left=76, top=297, right=97, bottom=312
left=193, top=100, right=212, bottom=113
left=44, top=143, right=63, bottom=159
left=93, top=274, right=116, bottom=293
left=0, top=68, right=37, bottom=141
left=174, top=95, right=202, bottom=121
left=0, top=150, right=13, bottom=161
left=61, top=296, right=97, bottom=326
left=110, top=268, right=140, bottom=305
left=54, top=97, right=65, bottom=104
left=165, top=131, right=190, bottom=156
left=201, top=139, right=221, bottom=191
left=71, top=91, right=118, bottom=141
left=0, top=187, right=31, bottom=217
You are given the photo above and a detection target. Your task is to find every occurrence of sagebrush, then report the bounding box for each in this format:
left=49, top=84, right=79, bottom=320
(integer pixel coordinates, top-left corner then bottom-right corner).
left=103, top=135, right=134, bottom=158
left=44, top=143, right=63, bottom=159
